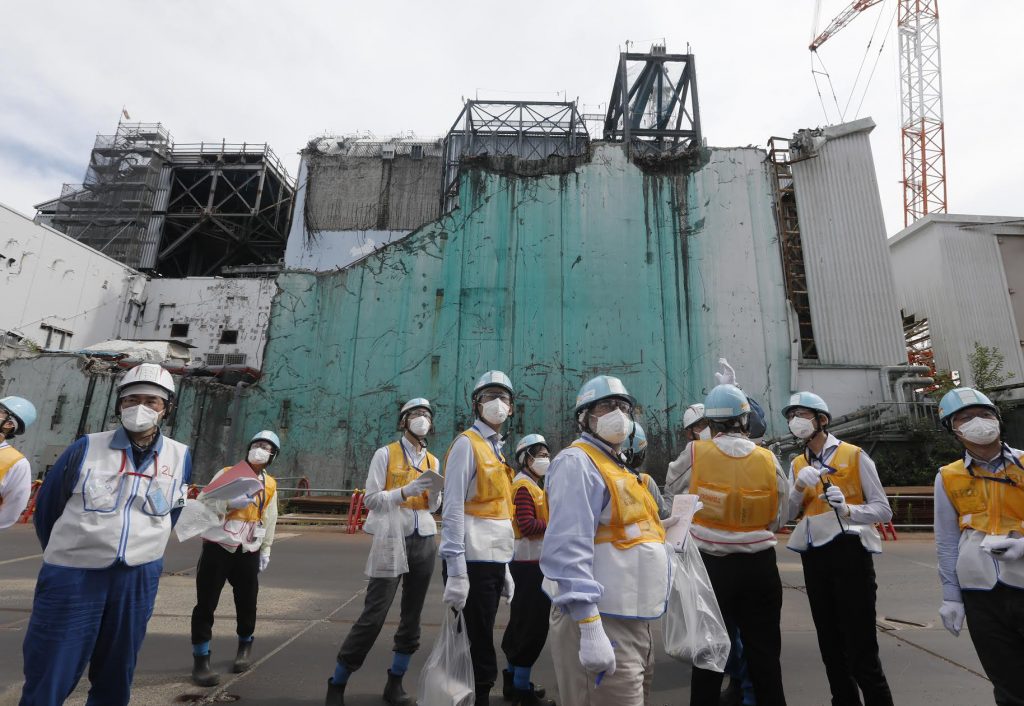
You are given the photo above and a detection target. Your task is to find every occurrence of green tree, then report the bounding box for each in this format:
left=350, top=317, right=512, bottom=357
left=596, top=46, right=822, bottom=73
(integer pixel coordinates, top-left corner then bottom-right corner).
left=968, top=341, right=1015, bottom=393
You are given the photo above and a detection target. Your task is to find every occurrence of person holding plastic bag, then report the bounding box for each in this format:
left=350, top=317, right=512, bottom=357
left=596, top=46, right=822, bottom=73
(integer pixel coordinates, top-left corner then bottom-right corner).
left=665, top=384, right=789, bottom=706
left=189, top=430, right=282, bottom=686
left=540, top=376, right=673, bottom=706
left=440, top=372, right=517, bottom=706
left=327, top=398, right=442, bottom=706
left=783, top=392, right=894, bottom=706
left=500, top=434, right=556, bottom=706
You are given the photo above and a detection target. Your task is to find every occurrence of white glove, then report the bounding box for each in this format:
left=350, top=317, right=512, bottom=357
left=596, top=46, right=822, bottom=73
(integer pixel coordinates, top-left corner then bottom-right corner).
left=401, top=474, right=433, bottom=499
left=578, top=618, right=616, bottom=675
left=661, top=515, right=681, bottom=529
left=227, top=493, right=254, bottom=510
left=982, top=536, right=1024, bottom=561
left=795, top=466, right=822, bottom=490
left=501, top=566, right=515, bottom=604
left=939, top=600, right=965, bottom=636
left=713, top=358, right=737, bottom=386
left=824, top=484, right=850, bottom=517
left=259, top=554, right=270, bottom=572
left=443, top=573, right=470, bottom=610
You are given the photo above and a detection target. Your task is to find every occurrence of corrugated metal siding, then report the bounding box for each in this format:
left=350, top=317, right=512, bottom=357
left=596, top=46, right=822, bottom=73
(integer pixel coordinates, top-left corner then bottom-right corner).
left=790, top=120, right=906, bottom=366
left=221, top=144, right=793, bottom=488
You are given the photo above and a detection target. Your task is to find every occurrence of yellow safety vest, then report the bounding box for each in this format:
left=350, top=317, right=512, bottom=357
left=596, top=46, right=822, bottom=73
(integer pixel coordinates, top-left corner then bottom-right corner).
left=449, top=428, right=513, bottom=520
left=0, top=446, right=25, bottom=506
left=793, top=442, right=865, bottom=518
left=223, top=468, right=278, bottom=523
left=384, top=440, right=439, bottom=511
left=511, top=476, right=548, bottom=539
left=572, top=441, right=666, bottom=550
left=940, top=454, right=1024, bottom=535
left=690, top=439, right=778, bottom=532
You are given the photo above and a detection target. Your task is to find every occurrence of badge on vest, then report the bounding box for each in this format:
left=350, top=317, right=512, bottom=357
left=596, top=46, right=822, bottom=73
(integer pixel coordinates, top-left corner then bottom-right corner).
left=145, top=485, right=170, bottom=515
left=83, top=471, right=120, bottom=511
left=253, top=524, right=267, bottom=539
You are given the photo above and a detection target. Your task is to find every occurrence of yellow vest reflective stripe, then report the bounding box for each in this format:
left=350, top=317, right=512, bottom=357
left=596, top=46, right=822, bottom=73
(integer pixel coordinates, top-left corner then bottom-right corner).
left=571, top=441, right=666, bottom=549
left=511, top=476, right=548, bottom=539
left=793, top=442, right=865, bottom=517
left=940, top=455, right=1024, bottom=535
left=383, top=440, right=439, bottom=511
left=0, top=446, right=25, bottom=505
left=690, top=439, right=777, bottom=532
left=452, top=429, right=513, bottom=520
left=225, top=470, right=278, bottom=523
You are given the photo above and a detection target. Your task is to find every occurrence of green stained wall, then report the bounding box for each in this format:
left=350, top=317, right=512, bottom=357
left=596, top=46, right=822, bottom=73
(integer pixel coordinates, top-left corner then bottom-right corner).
left=204, top=143, right=791, bottom=486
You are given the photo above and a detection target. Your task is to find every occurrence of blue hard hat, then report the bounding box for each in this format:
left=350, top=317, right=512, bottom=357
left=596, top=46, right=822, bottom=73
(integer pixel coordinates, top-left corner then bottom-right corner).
left=623, top=422, right=647, bottom=469
left=747, top=396, right=768, bottom=438
left=0, top=396, right=36, bottom=436
left=574, top=375, right=636, bottom=415
left=781, top=391, right=831, bottom=421
left=703, top=385, right=751, bottom=420
left=515, top=433, right=548, bottom=463
left=938, top=388, right=998, bottom=426
left=473, top=371, right=514, bottom=398
left=250, top=430, right=281, bottom=452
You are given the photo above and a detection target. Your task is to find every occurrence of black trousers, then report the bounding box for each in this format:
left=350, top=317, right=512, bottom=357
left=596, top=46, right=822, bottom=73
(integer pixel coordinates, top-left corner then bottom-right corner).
left=962, top=583, right=1024, bottom=706
left=443, top=561, right=505, bottom=690
left=501, top=561, right=550, bottom=668
left=690, top=548, right=786, bottom=706
left=801, top=534, right=893, bottom=706
left=191, top=541, right=260, bottom=644
left=337, top=532, right=436, bottom=670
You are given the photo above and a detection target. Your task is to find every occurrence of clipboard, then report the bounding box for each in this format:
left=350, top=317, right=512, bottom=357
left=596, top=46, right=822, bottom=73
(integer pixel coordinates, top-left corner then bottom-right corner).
left=200, top=462, right=264, bottom=501
left=418, top=469, right=445, bottom=493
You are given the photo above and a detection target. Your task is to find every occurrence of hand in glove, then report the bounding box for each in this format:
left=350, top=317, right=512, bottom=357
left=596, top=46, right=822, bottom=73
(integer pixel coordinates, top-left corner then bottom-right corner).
left=824, top=484, right=850, bottom=517
left=227, top=493, right=254, bottom=510
left=443, top=572, right=470, bottom=610
left=982, top=536, right=1024, bottom=561
left=501, top=565, right=515, bottom=604
left=578, top=618, right=616, bottom=675
left=401, top=474, right=433, bottom=500
left=661, top=515, right=681, bottom=529
left=795, top=466, right=822, bottom=490
left=938, top=600, right=965, bottom=636
left=713, top=358, right=737, bottom=386
left=259, top=554, right=270, bottom=572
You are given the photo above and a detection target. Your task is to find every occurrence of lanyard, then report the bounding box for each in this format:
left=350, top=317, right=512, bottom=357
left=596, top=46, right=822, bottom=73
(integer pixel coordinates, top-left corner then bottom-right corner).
left=965, top=445, right=1023, bottom=486
left=401, top=441, right=434, bottom=473
left=118, top=450, right=159, bottom=480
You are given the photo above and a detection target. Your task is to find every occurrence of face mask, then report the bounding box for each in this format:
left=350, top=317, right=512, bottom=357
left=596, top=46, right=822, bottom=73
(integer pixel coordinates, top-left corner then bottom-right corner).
left=697, top=427, right=712, bottom=441
left=788, top=417, right=817, bottom=440
left=531, top=457, right=550, bottom=476
left=248, top=448, right=272, bottom=465
left=957, top=417, right=1000, bottom=445
left=595, top=409, right=631, bottom=445
left=408, top=416, right=431, bottom=437
left=121, top=404, right=161, bottom=433
left=481, top=398, right=510, bottom=425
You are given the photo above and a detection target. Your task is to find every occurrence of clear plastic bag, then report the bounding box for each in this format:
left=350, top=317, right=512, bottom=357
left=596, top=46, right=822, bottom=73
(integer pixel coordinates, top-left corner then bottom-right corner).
left=174, top=498, right=223, bottom=542
left=365, top=501, right=409, bottom=578
left=417, top=609, right=474, bottom=706
left=662, top=535, right=731, bottom=672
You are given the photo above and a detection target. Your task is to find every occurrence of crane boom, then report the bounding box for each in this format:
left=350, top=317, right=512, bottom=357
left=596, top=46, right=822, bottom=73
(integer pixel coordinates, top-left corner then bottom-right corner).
left=809, top=0, right=885, bottom=51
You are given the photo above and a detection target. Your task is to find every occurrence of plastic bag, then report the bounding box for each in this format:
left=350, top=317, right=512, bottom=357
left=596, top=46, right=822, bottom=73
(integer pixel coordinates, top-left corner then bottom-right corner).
left=662, top=535, right=731, bottom=672
left=417, top=609, right=474, bottom=706
left=365, top=501, right=409, bottom=578
left=174, top=498, right=223, bottom=542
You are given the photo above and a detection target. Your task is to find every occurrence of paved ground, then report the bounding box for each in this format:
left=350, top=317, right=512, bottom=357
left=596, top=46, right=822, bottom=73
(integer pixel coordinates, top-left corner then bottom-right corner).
left=0, top=524, right=995, bottom=705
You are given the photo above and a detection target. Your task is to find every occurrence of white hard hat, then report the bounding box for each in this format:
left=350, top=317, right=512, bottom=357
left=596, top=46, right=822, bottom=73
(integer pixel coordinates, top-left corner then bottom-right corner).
left=683, top=403, right=705, bottom=429
left=118, top=363, right=176, bottom=399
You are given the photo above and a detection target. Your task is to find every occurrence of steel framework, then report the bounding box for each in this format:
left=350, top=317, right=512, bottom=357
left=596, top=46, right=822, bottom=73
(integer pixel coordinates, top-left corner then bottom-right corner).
left=603, top=45, right=702, bottom=157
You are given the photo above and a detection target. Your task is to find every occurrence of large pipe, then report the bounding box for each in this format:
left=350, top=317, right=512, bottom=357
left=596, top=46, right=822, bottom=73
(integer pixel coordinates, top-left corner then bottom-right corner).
left=879, top=364, right=931, bottom=402
left=894, top=375, right=935, bottom=405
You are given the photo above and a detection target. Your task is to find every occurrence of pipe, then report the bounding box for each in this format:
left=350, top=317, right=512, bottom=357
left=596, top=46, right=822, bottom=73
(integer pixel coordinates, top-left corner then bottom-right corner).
left=894, top=375, right=935, bottom=405
left=879, top=364, right=931, bottom=402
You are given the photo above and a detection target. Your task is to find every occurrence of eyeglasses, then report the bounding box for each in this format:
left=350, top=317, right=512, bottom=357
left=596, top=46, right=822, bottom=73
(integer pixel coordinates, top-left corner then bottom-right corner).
left=592, top=399, right=633, bottom=415
left=478, top=391, right=512, bottom=404
left=405, top=409, right=432, bottom=420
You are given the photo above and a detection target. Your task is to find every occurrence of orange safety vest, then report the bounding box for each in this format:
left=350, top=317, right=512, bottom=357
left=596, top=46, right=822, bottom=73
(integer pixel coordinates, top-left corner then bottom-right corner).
left=690, top=439, right=778, bottom=532
left=511, top=476, right=548, bottom=539
left=0, top=446, right=25, bottom=506
left=223, top=469, right=278, bottom=523
left=384, top=440, right=440, bottom=511
left=572, top=441, right=666, bottom=550
left=793, top=442, right=865, bottom=518
left=940, top=454, right=1024, bottom=535
left=450, top=428, right=513, bottom=520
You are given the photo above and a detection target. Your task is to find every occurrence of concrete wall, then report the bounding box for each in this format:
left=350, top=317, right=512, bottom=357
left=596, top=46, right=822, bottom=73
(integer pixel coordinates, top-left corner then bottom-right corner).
left=0, top=202, right=145, bottom=350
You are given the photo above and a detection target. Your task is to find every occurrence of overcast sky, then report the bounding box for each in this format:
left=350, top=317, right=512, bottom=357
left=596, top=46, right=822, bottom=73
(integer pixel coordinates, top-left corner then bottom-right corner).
left=1, top=0, right=1020, bottom=235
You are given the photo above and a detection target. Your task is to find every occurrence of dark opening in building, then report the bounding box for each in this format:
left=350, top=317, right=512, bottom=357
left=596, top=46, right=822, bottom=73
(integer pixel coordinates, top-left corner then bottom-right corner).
left=219, top=329, right=239, bottom=345
left=170, top=322, right=190, bottom=337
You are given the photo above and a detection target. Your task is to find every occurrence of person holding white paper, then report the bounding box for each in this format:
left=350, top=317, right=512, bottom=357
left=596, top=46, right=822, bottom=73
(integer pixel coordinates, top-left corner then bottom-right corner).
left=327, top=398, right=441, bottom=706
left=190, top=429, right=281, bottom=686
left=933, top=387, right=1024, bottom=706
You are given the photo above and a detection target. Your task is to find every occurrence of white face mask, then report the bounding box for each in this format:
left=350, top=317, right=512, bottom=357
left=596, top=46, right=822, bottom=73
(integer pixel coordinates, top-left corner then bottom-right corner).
left=121, top=404, right=161, bottom=433
left=788, top=417, right=817, bottom=440
left=697, top=427, right=712, bottom=441
left=408, top=416, right=431, bottom=437
left=481, top=398, right=510, bottom=425
left=248, top=447, right=272, bottom=465
left=530, top=457, right=550, bottom=476
left=595, top=409, right=631, bottom=445
left=957, top=417, right=1000, bottom=445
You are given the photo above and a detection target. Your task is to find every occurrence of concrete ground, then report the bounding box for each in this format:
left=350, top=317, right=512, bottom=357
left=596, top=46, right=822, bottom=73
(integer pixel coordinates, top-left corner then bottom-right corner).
left=0, top=525, right=995, bottom=705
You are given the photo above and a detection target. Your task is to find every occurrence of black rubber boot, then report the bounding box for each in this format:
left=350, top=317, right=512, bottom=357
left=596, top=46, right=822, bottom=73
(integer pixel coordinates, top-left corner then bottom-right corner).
left=233, top=639, right=254, bottom=673
left=511, top=687, right=556, bottom=706
left=475, top=683, right=492, bottom=706
left=382, top=669, right=414, bottom=706
left=191, top=653, right=220, bottom=687
left=325, top=677, right=347, bottom=706
left=502, top=670, right=546, bottom=700
left=719, top=677, right=743, bottom=706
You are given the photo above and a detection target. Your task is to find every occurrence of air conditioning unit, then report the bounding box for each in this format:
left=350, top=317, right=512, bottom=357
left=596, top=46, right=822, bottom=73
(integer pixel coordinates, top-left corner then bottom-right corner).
left=206, top=353, right=226, bottom=366
left=381, top=146, right=396, bottom=160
